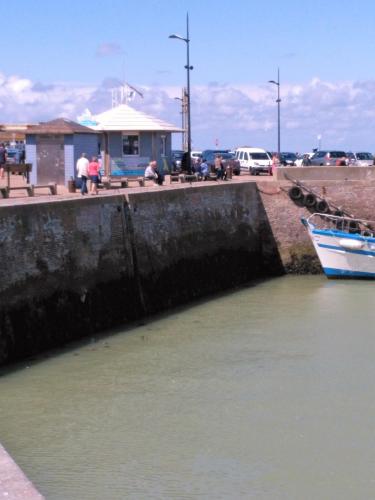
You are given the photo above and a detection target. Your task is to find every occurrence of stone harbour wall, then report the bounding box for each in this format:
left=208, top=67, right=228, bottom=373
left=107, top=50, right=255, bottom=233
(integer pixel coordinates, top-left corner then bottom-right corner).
left=1, top=177, right=373, bottom=366
left=258, top=178, right=375, bottom=272
left=0, top=183, right=282, bottom=366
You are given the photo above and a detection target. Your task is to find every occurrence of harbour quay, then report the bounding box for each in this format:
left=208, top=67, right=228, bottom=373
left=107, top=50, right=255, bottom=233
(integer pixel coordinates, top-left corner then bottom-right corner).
left=0, top=167, right=375, bottom=367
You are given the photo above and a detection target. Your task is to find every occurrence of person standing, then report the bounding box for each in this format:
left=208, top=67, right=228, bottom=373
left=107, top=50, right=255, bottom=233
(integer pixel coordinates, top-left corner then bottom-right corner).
left=214, top=154, right=225, bottom=180
left=76, top=153, right=89, bottom=195
left=271, top=153, right=279, bottom=176
left=0, top=143, right=7, bottom=179
left=88, top=156, right=100, bottom=195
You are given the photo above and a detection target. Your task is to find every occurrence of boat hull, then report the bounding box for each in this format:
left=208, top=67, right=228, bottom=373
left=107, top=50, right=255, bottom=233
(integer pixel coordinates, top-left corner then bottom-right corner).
left=302, top=218, right=375, bottom=279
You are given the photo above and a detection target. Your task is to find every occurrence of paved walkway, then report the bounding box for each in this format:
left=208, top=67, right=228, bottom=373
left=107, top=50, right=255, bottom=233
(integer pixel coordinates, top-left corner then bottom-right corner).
left=0, top=444, right=44, bottom=499
left=0, top=172, right=276, bottom=207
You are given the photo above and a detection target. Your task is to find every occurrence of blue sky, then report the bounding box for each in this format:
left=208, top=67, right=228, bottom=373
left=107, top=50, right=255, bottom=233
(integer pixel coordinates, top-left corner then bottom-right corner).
left=2, top=0, right=375, bottom=151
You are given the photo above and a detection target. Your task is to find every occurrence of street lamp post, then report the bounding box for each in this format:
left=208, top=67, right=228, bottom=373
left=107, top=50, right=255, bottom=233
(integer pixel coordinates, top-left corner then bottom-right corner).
left=268, top=68, right=281, bottom=159
left=174, top=88, right=187, bottom=150
left=169, top=13, right=193, bottom=174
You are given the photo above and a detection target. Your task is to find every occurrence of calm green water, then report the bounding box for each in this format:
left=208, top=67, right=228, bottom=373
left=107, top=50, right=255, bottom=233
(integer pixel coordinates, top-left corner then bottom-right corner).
left=1, top=276, right=375, bottom=499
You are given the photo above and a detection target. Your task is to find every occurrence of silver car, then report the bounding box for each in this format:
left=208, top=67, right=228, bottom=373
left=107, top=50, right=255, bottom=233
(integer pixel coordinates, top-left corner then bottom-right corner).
left=309, top=150, right=347, bottom=166
left=354, top=152, right=374, bottom=166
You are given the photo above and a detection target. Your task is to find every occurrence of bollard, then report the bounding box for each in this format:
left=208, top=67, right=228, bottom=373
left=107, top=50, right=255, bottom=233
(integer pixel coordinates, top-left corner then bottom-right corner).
left=68, top=177, right=76, bottom=193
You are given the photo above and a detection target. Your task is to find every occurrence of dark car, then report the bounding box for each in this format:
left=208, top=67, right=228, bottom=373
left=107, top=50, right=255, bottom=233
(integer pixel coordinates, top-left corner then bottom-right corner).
left=201, top=150, right=240, bottom=175
left=279, top=152, right=297, bottom=166
left=309, top=150, right=347, bottom=166
left=5, top=148, right=21, bottom=163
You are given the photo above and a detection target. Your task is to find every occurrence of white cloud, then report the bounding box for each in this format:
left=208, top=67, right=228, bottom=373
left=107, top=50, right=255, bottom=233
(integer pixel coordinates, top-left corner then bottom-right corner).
left=95, top=42, right=123, bottom=57
left=0, top=72, right=375, bottom=151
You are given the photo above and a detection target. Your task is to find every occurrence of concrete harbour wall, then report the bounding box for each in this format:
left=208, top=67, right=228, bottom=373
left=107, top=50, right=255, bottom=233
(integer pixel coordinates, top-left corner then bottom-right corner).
left=0, top=183, right=282, bottom=366
left=1, top=176, right=374, bottom=366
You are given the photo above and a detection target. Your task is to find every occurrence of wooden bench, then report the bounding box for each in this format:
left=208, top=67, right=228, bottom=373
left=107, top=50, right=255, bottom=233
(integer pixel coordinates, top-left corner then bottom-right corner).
left=101, top=176, right=130, bottom=189
left=178, top=173, right=200, bottom=183
left=170, top=172, right=180, bottom=183
left=101, top=175, right=157, bottom=189
left=31, top=183, right=57, bottom=195
left=0, top=185, right=34, bottom=198
left=0, top=183, right=57, bottom=198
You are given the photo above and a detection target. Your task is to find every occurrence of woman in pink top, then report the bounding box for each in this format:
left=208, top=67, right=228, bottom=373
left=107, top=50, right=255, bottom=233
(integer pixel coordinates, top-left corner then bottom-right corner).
left=88, top=156, right=100, bottom=195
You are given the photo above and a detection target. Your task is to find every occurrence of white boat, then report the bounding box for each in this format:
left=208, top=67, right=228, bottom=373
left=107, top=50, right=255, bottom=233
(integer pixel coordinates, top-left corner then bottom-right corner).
left=301, top=213, right=375, bottom=278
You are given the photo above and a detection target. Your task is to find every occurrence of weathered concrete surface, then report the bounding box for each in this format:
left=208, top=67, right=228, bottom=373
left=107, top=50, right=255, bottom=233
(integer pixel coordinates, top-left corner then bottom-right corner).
left=0, top=174, right=374, bottom=365
left=0, top=444, right=44, bottom=499
left=276, top=165, right=375, bottom=182
left=126, top=184, right=282, bottom=313
left=0, top=182, right=282, bottom=365
left=258, top=177, right=375, bottom=272
left=0, top=195, right=143, bottom=365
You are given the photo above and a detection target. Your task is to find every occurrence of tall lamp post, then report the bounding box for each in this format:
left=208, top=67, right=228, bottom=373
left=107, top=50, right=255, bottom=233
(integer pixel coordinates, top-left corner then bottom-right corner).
left=174, top=88, right=187, bottom=150
left=268, top=68, right=281, bottom=158
left=169, top=13, right=193, bottom=174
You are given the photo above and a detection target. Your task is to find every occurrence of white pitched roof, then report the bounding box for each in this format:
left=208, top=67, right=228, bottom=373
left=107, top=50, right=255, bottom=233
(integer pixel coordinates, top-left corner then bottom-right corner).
left=90, top=104, right=182, bottom=132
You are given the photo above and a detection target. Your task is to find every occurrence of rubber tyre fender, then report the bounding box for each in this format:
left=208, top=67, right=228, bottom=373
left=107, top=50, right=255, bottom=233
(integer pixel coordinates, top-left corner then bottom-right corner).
left=288, top=186, right=303, bottom=200
left=303, top=193, right=317, bottom=208
left=316, top=199, right=330, bottom=213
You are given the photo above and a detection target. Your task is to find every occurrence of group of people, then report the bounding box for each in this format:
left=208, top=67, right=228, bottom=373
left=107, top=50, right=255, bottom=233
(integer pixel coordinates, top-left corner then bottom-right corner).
left=76, top=153, right=101, bottom=195
left=76, top=155, right=165, bottom=194
left=193, top=155, right=227, bottom=180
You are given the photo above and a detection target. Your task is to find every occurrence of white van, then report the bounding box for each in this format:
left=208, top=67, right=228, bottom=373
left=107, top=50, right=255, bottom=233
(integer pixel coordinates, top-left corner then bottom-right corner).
left=234, top=147, right=272, bottom=175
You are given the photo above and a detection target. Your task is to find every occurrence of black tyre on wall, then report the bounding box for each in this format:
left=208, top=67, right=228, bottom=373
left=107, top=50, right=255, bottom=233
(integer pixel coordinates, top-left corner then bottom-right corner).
left=288, top=186, right=303, bottom=200
left=303, top=193, right=317, bottom=208
left=316, top=199, right=330, bottom=213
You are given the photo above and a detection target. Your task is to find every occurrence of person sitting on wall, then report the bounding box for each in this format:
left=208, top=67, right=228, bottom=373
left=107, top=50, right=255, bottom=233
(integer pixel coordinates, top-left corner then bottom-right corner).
left=194, top=157, right=203, bottom=179
left=201, top=159, right=210, bottom=180
left=144, top=160, right=163, bottom=185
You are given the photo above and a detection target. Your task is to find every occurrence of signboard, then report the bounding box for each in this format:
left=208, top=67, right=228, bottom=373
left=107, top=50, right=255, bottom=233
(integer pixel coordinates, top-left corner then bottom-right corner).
left=109, top=157, right=149, bottom=177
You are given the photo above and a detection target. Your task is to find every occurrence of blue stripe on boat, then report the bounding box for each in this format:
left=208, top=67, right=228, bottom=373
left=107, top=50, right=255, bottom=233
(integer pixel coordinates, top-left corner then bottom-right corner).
left=317, top=243, right=375, bottom=256
left=312, top=228, right=375, bottom=242
left=324, top=267, right=375, bottom=278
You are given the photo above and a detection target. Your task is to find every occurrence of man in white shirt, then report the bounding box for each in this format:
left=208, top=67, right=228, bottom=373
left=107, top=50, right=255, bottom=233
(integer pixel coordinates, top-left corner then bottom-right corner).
left=76, top=153, right=89, bottom=195
left=144, top=160, right=158, bottom=184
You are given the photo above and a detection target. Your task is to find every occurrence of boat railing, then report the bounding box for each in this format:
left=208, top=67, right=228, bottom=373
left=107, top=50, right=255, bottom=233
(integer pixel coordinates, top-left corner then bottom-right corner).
left=307, top=213, right=375, bottom=237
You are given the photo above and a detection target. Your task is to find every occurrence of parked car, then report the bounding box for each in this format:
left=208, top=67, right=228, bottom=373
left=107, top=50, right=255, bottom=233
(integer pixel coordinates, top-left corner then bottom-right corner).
left=354, top=152, right=374, bottom=166
left=309, top=150, right=347, bottom=166
left=346, top=152, right=356, bottom=165
left=5, top=148, right=21, bottom=164
left=191, top=150, right=202, bottom=164
left=201, top=150, right=240, bottom=175
left=279, top=152, right=297, bottom=166
left=234, top=147, right=272, bottom=175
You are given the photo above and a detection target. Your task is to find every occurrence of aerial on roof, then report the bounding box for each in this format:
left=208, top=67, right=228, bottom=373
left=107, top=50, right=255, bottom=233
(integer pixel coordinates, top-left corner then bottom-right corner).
left=27, top=118, right=98, bottom=135
left=89, top=104, right=182, bottom=132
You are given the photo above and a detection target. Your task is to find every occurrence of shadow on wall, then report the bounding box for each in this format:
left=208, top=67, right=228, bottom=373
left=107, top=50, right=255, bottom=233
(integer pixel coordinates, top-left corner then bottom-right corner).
left=255, top=189, right=285, bottom=277
left=124, top=186, right=285, bottom=316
